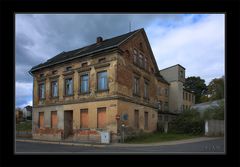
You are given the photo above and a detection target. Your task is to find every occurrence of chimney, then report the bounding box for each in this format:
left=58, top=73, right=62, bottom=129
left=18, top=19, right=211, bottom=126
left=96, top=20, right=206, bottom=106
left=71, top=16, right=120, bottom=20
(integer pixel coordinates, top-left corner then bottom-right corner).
left=96, top=36, right=103, bottom=43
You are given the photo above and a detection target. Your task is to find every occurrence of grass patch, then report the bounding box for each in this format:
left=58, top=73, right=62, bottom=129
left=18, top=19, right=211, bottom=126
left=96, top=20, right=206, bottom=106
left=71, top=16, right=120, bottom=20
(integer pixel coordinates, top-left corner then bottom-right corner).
left=125, top=132, right=202, bottom=144
left=16, top=120, right=32, bottom=131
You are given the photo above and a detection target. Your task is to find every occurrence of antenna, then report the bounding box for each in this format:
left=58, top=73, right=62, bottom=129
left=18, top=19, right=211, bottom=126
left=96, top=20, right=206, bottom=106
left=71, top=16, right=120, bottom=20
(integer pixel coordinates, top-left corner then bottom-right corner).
left=129, top=21, right=131, bottom=32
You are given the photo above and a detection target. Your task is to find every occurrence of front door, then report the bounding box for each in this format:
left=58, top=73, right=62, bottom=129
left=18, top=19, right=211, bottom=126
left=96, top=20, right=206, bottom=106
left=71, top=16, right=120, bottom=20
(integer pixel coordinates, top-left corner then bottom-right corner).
left=64, top=110, right=73, bottom=138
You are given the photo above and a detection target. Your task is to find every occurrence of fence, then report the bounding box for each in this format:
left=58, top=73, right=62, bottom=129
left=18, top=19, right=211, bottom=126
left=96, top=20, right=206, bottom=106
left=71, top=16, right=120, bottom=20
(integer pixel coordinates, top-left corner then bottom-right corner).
left=205, top=120, right=224, bottom=136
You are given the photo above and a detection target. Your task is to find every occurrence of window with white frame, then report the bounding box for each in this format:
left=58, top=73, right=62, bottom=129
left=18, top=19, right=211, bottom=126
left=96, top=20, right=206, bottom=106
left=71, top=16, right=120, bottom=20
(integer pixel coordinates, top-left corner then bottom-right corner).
left=80, top=74, right=89, bottom=93
left=97, top=71, right=108, bottom=91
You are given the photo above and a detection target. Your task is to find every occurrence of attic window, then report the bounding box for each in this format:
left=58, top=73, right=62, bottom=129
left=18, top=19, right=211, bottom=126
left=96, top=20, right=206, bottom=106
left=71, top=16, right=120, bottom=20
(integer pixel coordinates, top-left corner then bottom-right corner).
left=52, top=70, right=57, bottom=75
left=82, top=62, right=88, bottom=67
left=98, top=57, right=106, bottom=63
left=139, top=42, right=144, bottom=52
left=66, top=66, right=72, bottom=71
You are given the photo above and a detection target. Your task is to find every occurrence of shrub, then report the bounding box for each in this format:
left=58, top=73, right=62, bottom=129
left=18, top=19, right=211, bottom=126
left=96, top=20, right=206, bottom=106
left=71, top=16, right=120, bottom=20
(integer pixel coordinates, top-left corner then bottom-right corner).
left=203, top=99, right=224, bottom=120
left=169, top=109, right=204, bottom=135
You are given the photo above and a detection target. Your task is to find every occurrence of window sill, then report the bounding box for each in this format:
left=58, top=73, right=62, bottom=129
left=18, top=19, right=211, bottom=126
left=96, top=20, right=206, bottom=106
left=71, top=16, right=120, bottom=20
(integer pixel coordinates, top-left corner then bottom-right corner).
left=143, top=97, right=150, bottom=101
left=63, top=95, right=74, bottom=97
left=39, top=98, right=46, bottom=100
left=78, top=92, right=90, bottom=95
left=49, top=96, right=59, bottom=99
left=133, top=93, right=141, bottom=97
left=96, top=89, right=109, bottom=93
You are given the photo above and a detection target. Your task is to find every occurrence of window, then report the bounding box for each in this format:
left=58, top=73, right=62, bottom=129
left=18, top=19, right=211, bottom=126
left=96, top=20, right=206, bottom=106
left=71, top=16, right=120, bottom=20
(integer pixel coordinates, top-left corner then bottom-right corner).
left=82, top=62, right=88, bottom=67
left=180, top=70, right=184, bottom=78
left=158, top=101, right=162, bottom=111
left=80, top=74, right=89, bottom=93
left=51, top=81, right=58, bottom=97
left=133, top=49, right=137, bottom=64
left=80, top=109, right=88, bottom=128
left=157, top=86, right=161, bottom=96
left=65, top=78, right=73, bottom=96
left=66, top=66, right=72, bottom=71
left=139, top=54, right=143, bottom=67
left=134, top=110, right=139, bottom=129
left=133, top=77, right=140, bottom=95
left=144, top=81, right=149, bottom=98
left=164, top=102, right=169, bottom=111
left=144, top=112, right=148, bottom=129
left=39, top=73, right=44, bottom=78
left=189, top=94, right=191, bottom=101
left=39, top=112, right=44, bottom=128
left=186, top=92, right=188, bottom=100
left=39, top=83, right=45, bottom=99
left=98, top=57, right=106, bottom=63
left=51, top=111, right=57, bottom=129
left=97, top=71, right=108, bottom=91
left=139, top=42, right=144, bottom=52
left=165, top=88, right=168, bottom=96
left=97, top=107, right=106, bottom=128
left=144, top=57, right=148, bottom=70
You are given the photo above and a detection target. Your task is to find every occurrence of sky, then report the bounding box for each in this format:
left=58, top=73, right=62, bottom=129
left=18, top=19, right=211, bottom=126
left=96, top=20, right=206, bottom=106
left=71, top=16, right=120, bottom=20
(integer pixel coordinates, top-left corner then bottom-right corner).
left=15, top=14, right=225, bottom=108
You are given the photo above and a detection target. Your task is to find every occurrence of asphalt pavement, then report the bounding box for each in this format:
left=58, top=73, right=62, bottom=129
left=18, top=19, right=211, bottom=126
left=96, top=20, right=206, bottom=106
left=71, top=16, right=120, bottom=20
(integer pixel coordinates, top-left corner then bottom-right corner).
left=15, top=137, right=224, bottom=154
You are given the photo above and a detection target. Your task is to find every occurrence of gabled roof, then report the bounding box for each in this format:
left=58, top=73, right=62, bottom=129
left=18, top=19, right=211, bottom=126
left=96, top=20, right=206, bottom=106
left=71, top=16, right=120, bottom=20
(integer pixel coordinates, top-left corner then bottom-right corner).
left=29, top=29, right=141, bottom=73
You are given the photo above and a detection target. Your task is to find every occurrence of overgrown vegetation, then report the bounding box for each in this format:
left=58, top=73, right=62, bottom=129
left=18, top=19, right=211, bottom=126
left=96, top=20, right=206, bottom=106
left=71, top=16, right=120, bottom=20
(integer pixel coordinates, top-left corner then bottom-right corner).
left=168, top=109, right=205, bottom=135
left=203, top=99, right=224, bottom=120
left=125, top=132, right=201, bottom=144
left=16, top=120, right=32, bottom=131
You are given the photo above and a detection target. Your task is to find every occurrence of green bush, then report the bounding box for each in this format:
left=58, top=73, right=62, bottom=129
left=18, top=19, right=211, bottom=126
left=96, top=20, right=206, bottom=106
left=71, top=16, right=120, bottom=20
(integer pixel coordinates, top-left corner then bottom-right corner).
left=169, top=109, right=204, bottom=135
left=203, top=99, right=224, bottom=120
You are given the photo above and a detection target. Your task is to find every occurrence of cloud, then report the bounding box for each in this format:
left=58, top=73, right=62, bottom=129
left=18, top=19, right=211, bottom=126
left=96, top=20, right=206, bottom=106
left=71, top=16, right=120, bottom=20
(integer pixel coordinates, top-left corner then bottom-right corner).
left=147, top=14, right=224, bottom=84
left=15, top=82, right=32, bottom=107
left=15, top=14, right=224, bottom=107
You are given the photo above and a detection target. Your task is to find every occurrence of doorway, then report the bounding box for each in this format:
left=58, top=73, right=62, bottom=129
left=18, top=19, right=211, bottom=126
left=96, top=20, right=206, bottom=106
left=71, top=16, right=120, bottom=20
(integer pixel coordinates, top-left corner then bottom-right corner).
left=64, top=110, right=73, bottom=138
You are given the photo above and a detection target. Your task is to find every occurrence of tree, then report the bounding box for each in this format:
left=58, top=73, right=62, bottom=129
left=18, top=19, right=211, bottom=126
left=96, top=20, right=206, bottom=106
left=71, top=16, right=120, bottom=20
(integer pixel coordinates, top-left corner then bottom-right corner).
left=207, top=76, right=224, bottom=101
left=184, top=76, right=207, bottom=103
left=168, top=109, right=205, bottom=135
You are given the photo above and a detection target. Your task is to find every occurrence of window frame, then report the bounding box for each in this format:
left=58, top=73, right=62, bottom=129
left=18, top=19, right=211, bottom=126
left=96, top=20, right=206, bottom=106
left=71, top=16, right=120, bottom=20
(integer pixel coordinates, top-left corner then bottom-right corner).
left=80, top=73, right=90, bottom=94
left=97, top=71, right=108, bottom=91
left=64, top=77, right=74, bottom=96
left=133, top=76, right=140, bottom=96
left=51, top=80, right=58, bottom=98
left=143, top=80, right=149, bottom=99
left=38, top=82, right=45, bottom=100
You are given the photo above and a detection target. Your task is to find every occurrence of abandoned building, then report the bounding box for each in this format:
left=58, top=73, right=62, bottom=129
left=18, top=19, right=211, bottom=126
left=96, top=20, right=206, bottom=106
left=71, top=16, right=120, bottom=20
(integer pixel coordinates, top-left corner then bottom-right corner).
left=29, top=28, right=195, bottom=143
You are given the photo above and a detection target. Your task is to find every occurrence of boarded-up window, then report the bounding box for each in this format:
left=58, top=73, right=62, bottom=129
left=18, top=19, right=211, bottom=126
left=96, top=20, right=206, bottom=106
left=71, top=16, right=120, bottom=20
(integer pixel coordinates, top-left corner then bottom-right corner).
left=80, top=109, right=88, bottom=128
left=39, top=112, right=44, bottom=128
left=144, top=112, right=148, bottom=130
left=51, top=111, right=57, bottom=129
left=97, top=107, right=106, bottom=128
left=134, top=110, right=139, bottom=129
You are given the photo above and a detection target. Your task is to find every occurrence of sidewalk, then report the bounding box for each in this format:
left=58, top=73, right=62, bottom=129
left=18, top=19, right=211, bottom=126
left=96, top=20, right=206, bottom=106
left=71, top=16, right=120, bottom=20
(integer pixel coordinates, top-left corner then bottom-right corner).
left=16, top=137, right=223, bottom=148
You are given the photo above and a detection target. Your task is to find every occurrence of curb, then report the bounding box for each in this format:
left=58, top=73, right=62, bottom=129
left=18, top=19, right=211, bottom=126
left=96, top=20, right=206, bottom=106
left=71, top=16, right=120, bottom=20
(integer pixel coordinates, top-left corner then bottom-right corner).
left=16, top=137, right=223, bottom=148
left=16, top=139, right=107, bottom=147
left=108, top=137, right=223, bottom=147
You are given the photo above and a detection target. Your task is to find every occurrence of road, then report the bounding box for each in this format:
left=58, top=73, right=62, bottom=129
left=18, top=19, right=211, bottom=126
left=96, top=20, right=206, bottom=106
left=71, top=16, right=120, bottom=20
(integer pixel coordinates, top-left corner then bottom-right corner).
left=15, top=138, right=224, bottom=154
